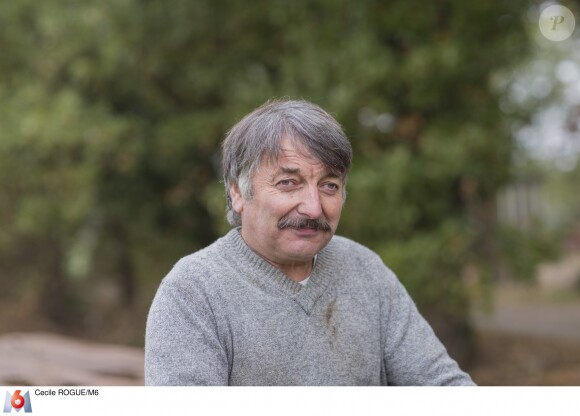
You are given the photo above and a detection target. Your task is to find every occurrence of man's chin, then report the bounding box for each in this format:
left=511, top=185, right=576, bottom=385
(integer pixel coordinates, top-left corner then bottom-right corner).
left=282, top=234, right=333, bottom=258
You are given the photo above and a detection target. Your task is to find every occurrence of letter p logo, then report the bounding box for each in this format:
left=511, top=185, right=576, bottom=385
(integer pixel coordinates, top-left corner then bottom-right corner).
left=551, top=15, right=565, bottom=30
left=3, top=391, right=32, bottom=413
left=539, top=5, right=576, bottom=41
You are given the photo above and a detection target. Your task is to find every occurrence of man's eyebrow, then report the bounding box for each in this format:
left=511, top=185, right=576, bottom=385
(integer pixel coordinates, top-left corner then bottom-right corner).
left=269, top=166, right=299, bottom=181
left=279, top=166, right=300, bottom=175
left=272, top=166, right=342, bottom=179
left=325, top=170, right=342, bottom=179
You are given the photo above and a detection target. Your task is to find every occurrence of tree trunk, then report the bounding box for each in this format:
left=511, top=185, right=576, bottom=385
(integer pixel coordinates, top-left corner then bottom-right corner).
left=39, top=236, right=79, bottom=327
left=109, top=217, right=136, bottom=306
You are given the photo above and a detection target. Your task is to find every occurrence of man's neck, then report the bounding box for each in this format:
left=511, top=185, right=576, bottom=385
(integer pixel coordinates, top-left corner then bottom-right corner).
left=237, top=230, right=313, bottom=282
left=270, top=260, right=313, bottom=283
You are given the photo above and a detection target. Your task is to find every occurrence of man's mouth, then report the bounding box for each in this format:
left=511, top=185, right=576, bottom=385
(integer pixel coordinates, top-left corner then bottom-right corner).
left=277, top=216, right=331, bottom=232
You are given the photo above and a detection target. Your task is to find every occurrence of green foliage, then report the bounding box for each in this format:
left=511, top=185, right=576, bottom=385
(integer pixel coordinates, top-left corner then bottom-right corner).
left=497, top=223, right=561, bottom=282
left=0, top=0, right=538, bottom=342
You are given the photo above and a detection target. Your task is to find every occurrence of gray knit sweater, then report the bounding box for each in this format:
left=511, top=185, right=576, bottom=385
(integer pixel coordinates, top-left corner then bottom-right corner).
left=145, top=228, right=474, bottom=386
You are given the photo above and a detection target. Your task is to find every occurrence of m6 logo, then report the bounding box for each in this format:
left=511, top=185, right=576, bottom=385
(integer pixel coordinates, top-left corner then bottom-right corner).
left=3, top=390, right=32, bottom=413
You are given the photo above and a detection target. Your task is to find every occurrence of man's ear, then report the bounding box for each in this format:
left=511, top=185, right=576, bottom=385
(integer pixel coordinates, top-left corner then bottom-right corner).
left=229, top=183, right=244, bottom=214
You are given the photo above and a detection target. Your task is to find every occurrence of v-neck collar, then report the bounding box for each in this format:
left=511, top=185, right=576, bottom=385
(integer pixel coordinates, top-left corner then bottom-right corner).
left=224, top=228, right=337, bottom=314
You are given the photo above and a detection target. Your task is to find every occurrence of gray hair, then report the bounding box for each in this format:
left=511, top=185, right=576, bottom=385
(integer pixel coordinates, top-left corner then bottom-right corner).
left=222, top=98, right=352, bottom=226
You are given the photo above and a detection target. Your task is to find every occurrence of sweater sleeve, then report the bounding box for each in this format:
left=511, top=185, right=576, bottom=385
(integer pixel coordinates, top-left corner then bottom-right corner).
left=144, top=267, right=229, bottom=386
left=382, top=271, right=475, bottom=386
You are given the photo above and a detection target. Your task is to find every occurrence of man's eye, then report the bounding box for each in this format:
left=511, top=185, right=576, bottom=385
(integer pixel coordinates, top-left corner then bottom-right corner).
left=323, top=183, right=340, bottom=191
left=277, top=179, right=294, bottom=186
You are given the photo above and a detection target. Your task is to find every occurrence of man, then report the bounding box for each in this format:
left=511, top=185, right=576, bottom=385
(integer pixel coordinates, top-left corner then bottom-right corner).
left=145, top=99, right=474, bottom=386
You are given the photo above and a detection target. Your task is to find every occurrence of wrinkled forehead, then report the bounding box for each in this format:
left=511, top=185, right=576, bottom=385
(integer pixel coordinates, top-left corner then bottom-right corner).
left=259, top=135, right=344, bottom=178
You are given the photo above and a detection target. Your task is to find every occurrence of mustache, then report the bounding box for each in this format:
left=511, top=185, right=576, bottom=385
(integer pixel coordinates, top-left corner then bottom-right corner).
left=277, top=215, right=332, bottom=232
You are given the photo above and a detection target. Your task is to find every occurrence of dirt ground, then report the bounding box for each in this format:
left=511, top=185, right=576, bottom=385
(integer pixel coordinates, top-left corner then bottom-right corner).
left=0, top=332, right=143, bottom=385
left=468, top=330, right=580, bottom=385
left=468, top=252, right=580, bottom=386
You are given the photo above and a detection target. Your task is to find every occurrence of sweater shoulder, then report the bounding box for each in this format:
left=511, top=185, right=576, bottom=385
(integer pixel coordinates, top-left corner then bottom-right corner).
left=324, top=235, right=398, bottom=288
left=162, top=236, right=229, bottom=288
left=326, top=235, right=383, bottom=265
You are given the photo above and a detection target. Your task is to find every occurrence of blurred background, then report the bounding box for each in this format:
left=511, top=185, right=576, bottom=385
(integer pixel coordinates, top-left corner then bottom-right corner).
left=0, top=0, right=579, bottom=385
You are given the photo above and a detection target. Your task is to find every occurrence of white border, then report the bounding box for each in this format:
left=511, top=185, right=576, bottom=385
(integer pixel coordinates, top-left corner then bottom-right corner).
left=1, top=386, right=579, bottom=416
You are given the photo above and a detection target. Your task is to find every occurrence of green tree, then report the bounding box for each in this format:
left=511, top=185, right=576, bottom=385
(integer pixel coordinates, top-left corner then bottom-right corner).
left=0, top=0, right=537, bottom=356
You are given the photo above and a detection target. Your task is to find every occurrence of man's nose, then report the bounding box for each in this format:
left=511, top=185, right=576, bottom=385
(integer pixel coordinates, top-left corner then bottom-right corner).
left=296, top=186, right=323, bottom=218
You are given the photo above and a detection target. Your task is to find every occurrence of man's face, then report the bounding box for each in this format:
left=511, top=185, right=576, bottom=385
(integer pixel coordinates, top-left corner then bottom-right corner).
left=230, top=137, right=344, bottom=274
